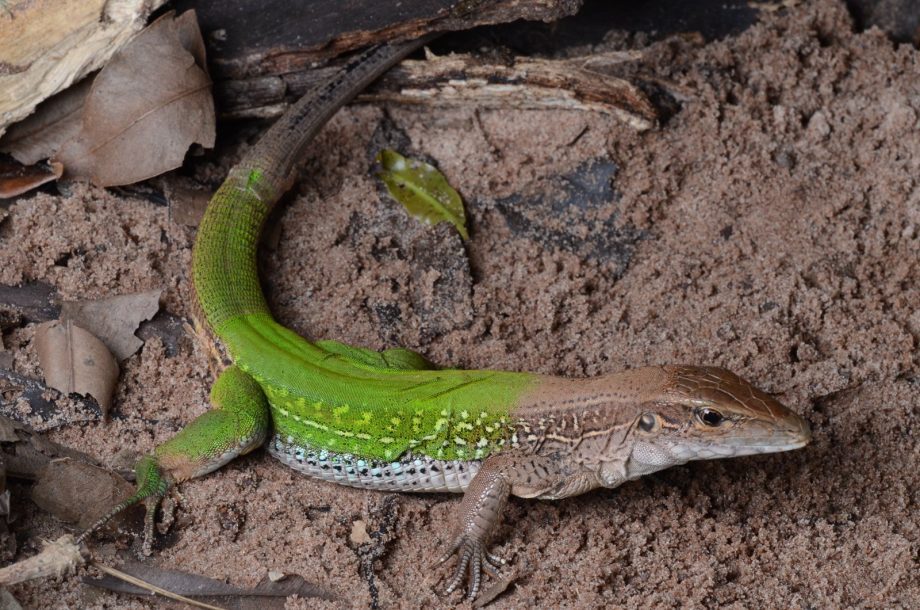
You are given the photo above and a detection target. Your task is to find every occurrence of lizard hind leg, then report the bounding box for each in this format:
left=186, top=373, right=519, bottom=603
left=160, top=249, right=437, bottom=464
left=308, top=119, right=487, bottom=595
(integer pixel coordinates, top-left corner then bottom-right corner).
left=78, top=365, right=270, bottom=550
left=435, top=456, right=514, bottom=601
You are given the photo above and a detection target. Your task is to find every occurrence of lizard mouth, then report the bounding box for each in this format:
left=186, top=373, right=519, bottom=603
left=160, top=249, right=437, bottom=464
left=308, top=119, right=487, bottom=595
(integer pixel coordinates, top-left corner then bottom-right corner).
left=668, top=419, right=812, bottom=460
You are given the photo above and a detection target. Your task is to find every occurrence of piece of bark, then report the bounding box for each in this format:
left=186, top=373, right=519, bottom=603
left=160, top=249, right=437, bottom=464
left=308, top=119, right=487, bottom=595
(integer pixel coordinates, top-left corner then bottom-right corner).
left=366, top=50, right=659, bottom=130
left=0, top=282, right=60, bottom=324
left=0, top=535, right=85, bottom=586
left=0, top=368, right=102, bottom=431
left=216, top=51, right=659, bottom=127
left=178, top=0, right=583, bottom=81
left=0, top=334, right=10, bottom=371
left=34, top=320, right=119, bottom=415
left=0, top=0, right=169, bottom=138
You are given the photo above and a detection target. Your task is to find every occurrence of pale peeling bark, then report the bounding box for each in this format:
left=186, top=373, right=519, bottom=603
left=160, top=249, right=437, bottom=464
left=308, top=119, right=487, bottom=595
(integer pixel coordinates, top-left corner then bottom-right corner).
left=0, top=0, right=168, bottom=138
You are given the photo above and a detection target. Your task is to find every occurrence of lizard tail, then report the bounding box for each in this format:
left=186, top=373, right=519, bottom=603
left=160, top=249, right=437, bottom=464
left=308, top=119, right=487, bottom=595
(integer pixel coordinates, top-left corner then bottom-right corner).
left=192, top=36, right=434, bottom=337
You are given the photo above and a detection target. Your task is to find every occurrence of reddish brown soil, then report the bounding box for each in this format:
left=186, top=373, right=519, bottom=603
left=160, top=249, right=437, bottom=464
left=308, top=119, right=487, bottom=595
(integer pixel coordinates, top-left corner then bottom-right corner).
left=1, top=0, right=917, bottom=607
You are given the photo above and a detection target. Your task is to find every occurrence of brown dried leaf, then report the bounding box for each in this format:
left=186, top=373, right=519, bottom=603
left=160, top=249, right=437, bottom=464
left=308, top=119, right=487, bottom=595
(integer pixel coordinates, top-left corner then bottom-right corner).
left=174, top=9, right=208, bottom=68
left=61, top=290, right=161, bottom=361
left=31, top=460, right=134, bottom=529
left=0, top=78, right=92, bottom=165
left=54, top=11, right=215, bottom=187
left=34, top=320, right=119, bottom=415
left=0, top=414, right=105, bottom=479
left=0, top=535, right=84, bottom=586
left=0, top=157, right=63, bottom=199
left=84, top=562, right=336, bottom=607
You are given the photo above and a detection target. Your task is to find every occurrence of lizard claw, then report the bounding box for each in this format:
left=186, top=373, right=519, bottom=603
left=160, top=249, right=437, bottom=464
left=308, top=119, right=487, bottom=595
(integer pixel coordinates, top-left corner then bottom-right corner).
left=436, top=535, right=506, bottom=600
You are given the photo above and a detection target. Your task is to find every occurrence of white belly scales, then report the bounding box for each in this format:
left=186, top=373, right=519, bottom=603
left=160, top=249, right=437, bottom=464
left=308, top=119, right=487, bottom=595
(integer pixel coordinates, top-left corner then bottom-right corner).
left=268, top=434, right=481, bottom=493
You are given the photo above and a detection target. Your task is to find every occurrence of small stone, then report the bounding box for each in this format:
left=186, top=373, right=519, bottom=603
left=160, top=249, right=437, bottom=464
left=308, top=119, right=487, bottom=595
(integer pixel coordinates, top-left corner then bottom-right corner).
left=350, top=519, right=371, bottom=545
left=806, top=110, right=831, bottom=140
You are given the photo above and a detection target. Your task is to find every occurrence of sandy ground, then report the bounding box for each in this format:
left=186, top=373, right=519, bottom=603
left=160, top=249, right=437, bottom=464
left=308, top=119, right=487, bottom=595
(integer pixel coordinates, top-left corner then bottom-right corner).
left=1, top=0, right=917, bottom=607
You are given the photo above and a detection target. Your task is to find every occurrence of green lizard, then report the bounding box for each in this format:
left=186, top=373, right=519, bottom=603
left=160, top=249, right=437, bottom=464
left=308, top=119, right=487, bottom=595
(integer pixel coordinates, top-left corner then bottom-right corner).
left=79, top=37, right=812, bottom=600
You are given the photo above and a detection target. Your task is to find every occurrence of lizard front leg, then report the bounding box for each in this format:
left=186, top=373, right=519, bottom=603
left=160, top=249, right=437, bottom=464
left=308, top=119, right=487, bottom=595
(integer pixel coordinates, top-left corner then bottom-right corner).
left=436, top=453, right=567, bottom=600
left=79, top=365, right=270, bottom=550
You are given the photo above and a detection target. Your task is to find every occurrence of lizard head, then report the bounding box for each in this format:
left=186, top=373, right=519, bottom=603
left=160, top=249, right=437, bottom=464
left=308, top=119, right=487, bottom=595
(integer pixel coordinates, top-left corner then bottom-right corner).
left=615, top=365, right=811, bottom=482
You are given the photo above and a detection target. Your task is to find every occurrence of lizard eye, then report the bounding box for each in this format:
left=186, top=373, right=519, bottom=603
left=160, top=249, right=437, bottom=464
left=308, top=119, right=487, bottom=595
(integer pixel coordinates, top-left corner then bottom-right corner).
left=698, top=408, right=724, bottom=427
left=638, top=413, right=657, bottom=432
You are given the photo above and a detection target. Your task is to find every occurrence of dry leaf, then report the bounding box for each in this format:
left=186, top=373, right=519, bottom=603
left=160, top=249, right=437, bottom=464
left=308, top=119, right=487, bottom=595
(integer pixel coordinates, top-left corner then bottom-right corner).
left=0, top=535, right=84, bottom=586
left=54, top=11, right=215, bottom=186
left=84, top=562, right=336, bottom=607
left=0, top=78, right=92, bottom=165
left=34, top=320, right=119, bottom=414
left=61, top=290, right=161, bottom=361
left=174, top=10, right=208, bottom=69
left=0, top=157, right=63, bottom=199
left=31, top=460, right=134, bottom=530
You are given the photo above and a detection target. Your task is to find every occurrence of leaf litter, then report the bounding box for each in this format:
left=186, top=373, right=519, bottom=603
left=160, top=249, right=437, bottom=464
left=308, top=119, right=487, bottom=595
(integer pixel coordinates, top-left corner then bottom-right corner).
left=0, top=414, right=140, bottom=543
left=0, top=78, right=93, bottom=166
left=31, top=290, right=160, bottom=417
left=53, top=10, right=214, bottom=186
left=33, top=320, right=119, bottom=415
left=60, top=289, right=161, bottom=361
left=83, top=562, right=337, bottom=609
left=0, top=156, right=63, bottom=199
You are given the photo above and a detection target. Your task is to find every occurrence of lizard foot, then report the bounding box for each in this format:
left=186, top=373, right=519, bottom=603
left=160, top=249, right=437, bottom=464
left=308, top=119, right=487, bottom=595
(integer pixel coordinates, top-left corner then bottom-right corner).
left=76, top=455, right=173, bottom=549
left=436, top=535, right=506, bottom=600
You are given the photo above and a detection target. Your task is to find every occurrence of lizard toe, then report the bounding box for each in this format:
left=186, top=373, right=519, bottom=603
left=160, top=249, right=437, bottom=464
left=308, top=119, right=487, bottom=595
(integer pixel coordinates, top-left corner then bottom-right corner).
left=439, top=535, right=503, bottom=601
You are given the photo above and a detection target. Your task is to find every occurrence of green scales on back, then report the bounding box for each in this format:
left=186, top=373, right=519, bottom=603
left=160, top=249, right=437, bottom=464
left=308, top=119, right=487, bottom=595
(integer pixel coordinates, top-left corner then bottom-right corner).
left=221, top=312, right=537, bottom=461
left=192, top=167, right=539, bottom=463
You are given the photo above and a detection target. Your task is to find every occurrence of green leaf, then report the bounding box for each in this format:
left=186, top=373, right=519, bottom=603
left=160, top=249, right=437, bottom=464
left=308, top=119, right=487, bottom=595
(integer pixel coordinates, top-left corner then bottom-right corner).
left=375, top=149, right=469, bottom=239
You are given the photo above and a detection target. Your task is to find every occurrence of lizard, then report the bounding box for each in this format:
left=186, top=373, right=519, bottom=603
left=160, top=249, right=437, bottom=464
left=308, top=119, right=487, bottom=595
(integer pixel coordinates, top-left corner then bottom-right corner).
left=78, top=35, right=812, bottom=601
